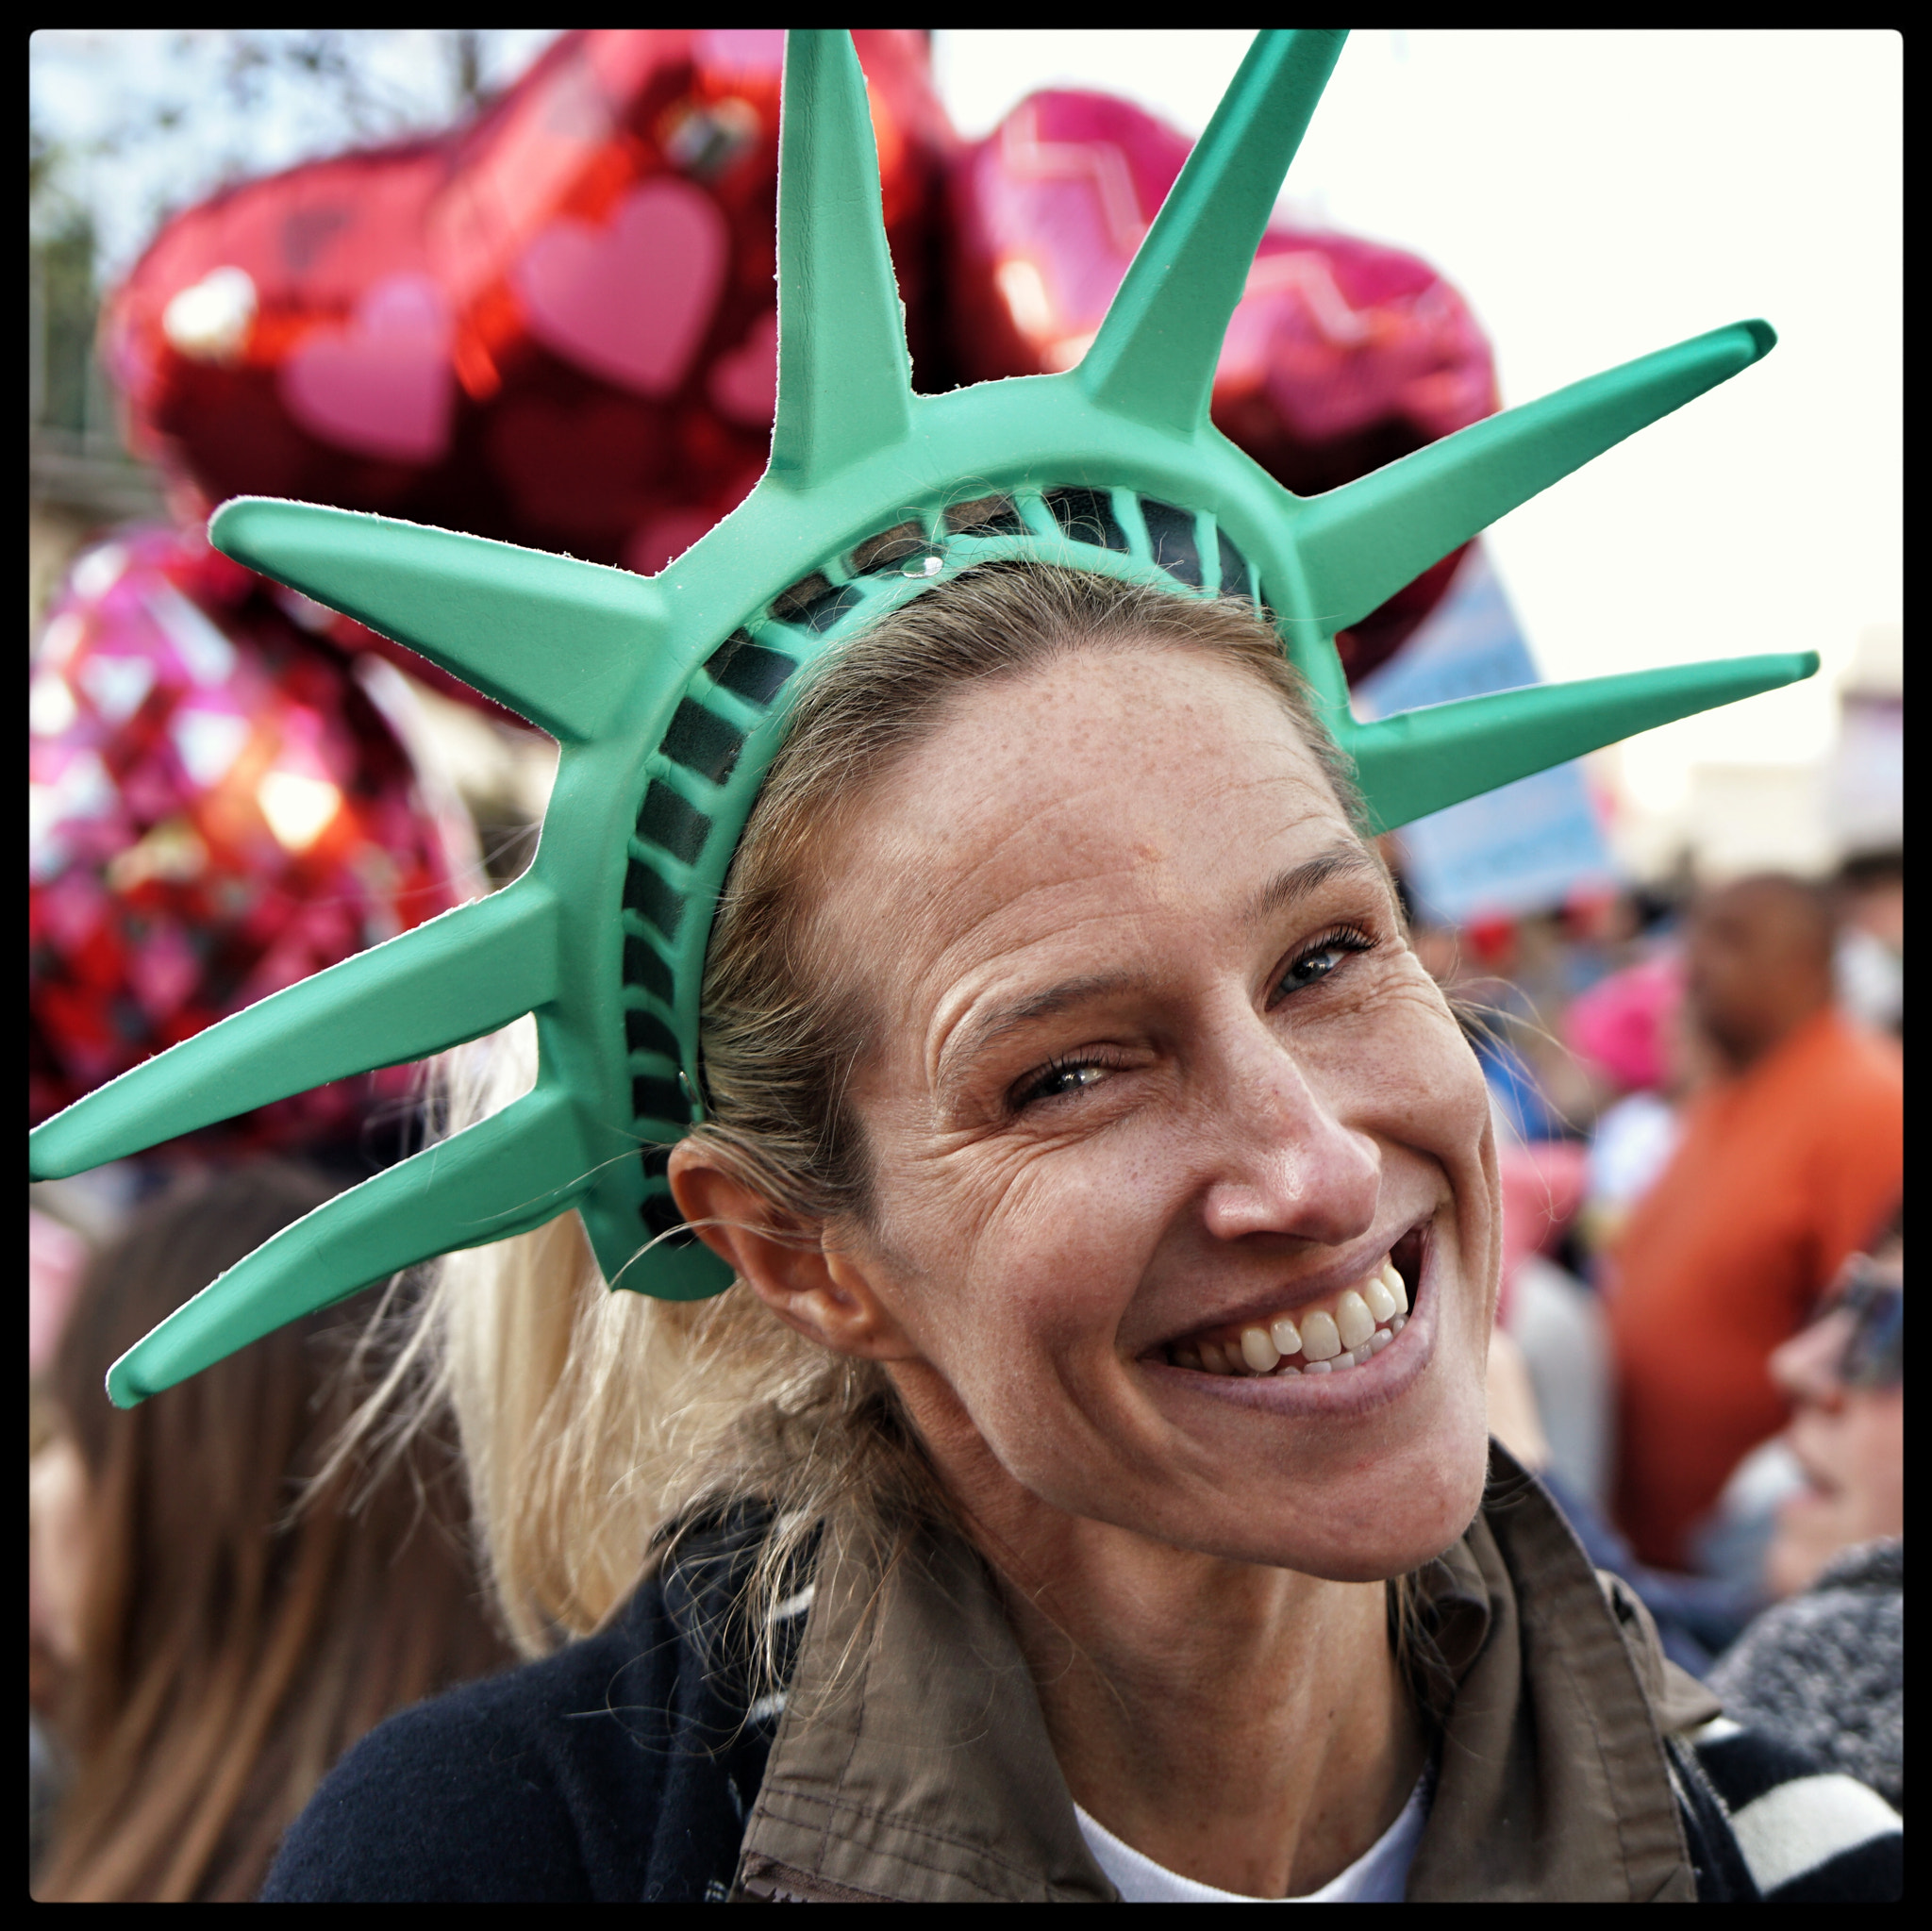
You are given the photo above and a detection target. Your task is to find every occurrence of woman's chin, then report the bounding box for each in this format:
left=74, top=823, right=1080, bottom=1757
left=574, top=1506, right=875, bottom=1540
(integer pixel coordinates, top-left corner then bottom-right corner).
left=1266, top=1447, right=1488, bottom=1581
left=1762, top=1489, right=1846, bottom=1600
left=1112, top=1422, right=1491, bottom=1580
left=1246, top=1384, right=1494, bottom=1577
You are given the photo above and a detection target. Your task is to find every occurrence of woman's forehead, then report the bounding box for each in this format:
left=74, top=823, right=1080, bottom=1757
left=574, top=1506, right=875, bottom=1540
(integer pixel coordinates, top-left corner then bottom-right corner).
left=815, top=647, right=1365, bottom=1021
left=865, top=645, right=1335, bottom=842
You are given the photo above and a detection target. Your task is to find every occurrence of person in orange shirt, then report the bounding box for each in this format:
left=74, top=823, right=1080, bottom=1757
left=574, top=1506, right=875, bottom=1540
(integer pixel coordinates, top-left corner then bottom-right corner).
left=1607, top=874, right=1904, bottom=1570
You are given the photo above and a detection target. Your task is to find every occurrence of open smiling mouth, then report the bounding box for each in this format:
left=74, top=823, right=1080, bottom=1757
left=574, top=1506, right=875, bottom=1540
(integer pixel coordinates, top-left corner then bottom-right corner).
left=1156, top=1224, right=1428, bottom=1381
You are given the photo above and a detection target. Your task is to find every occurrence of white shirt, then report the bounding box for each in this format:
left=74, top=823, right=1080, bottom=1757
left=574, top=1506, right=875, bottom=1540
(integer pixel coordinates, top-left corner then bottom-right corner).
left=1074, top=1764, right=1433, bottom=1904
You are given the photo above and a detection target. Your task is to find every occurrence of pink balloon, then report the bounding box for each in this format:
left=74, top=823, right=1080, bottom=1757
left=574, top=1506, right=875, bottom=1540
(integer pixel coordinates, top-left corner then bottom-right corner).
left=1497, top=1138, right=1591, bottom=1323
left=279, top=275, right=455, bottom=463
left=29, top=1208, right=91, bottom=1377
left=708, top=307, right=777, bottom=424
left=513, top=178, right=728, bottom=396
left=1565, top=954, right=1683, bottom=1095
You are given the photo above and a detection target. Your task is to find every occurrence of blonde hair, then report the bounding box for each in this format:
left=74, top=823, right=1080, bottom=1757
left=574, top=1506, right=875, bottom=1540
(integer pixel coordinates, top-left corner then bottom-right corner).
left=37, top=1164, right=508, bottom=1902
left=356, top=560, right=1424, bottom=1678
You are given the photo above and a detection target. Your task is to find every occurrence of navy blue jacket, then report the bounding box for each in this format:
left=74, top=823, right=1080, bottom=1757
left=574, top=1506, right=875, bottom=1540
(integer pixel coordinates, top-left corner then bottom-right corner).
left=263, top=1516, right=788, bottom=1903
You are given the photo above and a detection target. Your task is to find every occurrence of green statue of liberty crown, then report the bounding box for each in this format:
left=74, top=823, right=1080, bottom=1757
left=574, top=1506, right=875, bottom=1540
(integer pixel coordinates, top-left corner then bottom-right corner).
left=33, top=29, right=1813, bottom=1407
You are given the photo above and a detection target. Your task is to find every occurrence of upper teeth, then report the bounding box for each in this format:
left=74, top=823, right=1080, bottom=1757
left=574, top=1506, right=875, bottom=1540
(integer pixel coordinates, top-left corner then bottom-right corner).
left=1176, top=1259, right=1409, bottom=1378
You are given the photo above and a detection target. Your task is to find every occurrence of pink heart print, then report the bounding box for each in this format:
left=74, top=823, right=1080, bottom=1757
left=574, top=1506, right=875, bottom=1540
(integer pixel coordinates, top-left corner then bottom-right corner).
left=514, top=178, right=728, bottom=396
left=708, top=308, right=777, bottom=424
left=280, top=275, right=456, bottom=463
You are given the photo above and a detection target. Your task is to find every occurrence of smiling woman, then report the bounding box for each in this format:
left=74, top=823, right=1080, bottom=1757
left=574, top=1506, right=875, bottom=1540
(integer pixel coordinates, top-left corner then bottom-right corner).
left=261, top=560, right=1890, bottom=1905
left=665, top=565, right=1491, bottom=1897
left=681, top=563, right=1495, bottom=1581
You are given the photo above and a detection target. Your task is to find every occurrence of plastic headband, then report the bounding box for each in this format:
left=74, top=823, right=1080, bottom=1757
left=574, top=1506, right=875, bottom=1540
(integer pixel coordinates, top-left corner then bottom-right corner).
left=30, top=29, right=1815, bottom=1406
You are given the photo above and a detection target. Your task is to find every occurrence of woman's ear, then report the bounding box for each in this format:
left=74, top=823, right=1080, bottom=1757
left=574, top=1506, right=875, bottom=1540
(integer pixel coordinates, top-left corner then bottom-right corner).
left=666, top=1141, right=916, bottom=1361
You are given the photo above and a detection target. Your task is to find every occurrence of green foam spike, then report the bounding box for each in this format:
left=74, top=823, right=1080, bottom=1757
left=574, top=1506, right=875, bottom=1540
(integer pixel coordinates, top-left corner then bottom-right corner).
left=208, top=498, right=658, bottom=744
left=1081, top=28, right=1347, bottom=435
left=29, top=880, right=560, bottom=1181
left=1343, top=653, right=1821, bottom=835
left=35, top=28, right=1814, bottom=1406
left=1295, top=320, right=1776, bottom=641
left=767, top=29, right=915, bottom=488
left=104, top=1087, right=592, bottom=1407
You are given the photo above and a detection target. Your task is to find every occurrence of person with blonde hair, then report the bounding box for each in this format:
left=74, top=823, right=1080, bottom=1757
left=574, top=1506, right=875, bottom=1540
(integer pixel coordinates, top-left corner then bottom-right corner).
left=28, top=1163, right=508, bottom=1902
left=31, top=31, right=1899, bottom=1902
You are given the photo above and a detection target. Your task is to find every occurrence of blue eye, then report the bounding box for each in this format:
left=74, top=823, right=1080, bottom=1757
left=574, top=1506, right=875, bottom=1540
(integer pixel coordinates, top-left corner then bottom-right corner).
left=1277, top=926, right=1374, bottom=997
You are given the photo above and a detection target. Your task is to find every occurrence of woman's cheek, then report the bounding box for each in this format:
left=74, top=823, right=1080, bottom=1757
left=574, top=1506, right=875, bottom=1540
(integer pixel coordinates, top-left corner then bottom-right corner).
left=986, top=1147, right=1154, bottom=1334
left=1400, top=993, right=1488, bottom=1141
left=1303, top=978, right=1486, bottom=1144
left=1849, top=1393, right=1906, bottom=1531
left=883, top=1135, right=1137, bottom=1363
left=1316, top=985, right=1498, bottom=1325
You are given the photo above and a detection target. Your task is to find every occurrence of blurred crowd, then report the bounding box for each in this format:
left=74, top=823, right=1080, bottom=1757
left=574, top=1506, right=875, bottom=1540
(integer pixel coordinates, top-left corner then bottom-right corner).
left=1413, top=853, right=1904, bottom=1811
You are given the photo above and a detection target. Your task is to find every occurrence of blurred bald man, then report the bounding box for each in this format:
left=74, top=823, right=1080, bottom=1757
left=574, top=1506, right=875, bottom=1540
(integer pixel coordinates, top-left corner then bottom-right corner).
left=1607, top=874, right=1903, bottom=1568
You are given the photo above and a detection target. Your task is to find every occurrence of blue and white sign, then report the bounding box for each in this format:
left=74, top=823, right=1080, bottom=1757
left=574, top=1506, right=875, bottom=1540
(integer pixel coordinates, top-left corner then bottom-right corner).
left=1354, top=544, right=1618, bottom=925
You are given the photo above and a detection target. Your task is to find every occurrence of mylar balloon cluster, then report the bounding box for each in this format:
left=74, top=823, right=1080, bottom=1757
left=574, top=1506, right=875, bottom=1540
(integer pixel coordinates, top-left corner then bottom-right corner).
left=102, top=28, right=1496, bottom=677
left=29, top=524, right=470, bottom=1151
left=943, top=86, right=1497, bottom=679
left=103, top=30, right=953, bottom=584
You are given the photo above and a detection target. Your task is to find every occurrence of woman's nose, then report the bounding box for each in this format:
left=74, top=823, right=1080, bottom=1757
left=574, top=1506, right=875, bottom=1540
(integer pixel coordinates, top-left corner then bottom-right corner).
left=1198, top=1032, right=1381, bottom=1246
left=1770, top=1309, right=1853, bottom=1406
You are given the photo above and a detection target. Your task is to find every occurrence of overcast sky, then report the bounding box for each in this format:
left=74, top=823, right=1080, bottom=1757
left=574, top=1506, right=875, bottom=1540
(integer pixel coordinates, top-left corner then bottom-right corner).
left=33, top=30, right=1900, bottom=806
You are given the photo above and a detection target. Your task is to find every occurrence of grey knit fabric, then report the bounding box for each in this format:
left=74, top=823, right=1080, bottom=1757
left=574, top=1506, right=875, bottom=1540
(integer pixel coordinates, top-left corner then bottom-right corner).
left=1706, top=1538, right=1903, bottom=1811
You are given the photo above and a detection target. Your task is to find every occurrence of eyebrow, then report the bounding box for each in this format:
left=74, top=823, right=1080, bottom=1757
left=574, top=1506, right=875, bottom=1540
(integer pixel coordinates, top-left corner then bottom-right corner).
left=1242, top=841, right=1385, bottom=927
left=935, top=972, right=1138, bottom=1102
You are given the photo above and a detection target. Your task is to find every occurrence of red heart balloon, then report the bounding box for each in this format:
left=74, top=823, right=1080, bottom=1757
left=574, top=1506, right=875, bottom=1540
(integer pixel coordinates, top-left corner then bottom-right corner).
left=513, top=178, right=729, bottom=397
left=105, top=29, right=954, bottom=608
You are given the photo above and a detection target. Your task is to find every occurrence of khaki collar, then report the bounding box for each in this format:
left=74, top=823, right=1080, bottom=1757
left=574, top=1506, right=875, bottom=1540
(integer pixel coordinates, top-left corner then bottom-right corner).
left=733, top=1445, right=1714, bottom=1902
left=1401, top=1446, right=1716, bottom=1900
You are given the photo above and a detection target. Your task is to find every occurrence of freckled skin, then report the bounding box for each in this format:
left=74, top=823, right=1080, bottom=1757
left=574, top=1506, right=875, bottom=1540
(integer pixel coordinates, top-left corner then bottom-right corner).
left=673, top=643, right=1503, bottom=1895
left=814, top=646, right=1499, bottom=1580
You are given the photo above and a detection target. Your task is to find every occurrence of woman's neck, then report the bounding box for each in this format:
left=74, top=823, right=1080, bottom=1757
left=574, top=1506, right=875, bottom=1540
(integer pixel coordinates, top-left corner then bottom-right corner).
left=975, top=1503, right=1427, bottom=1899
